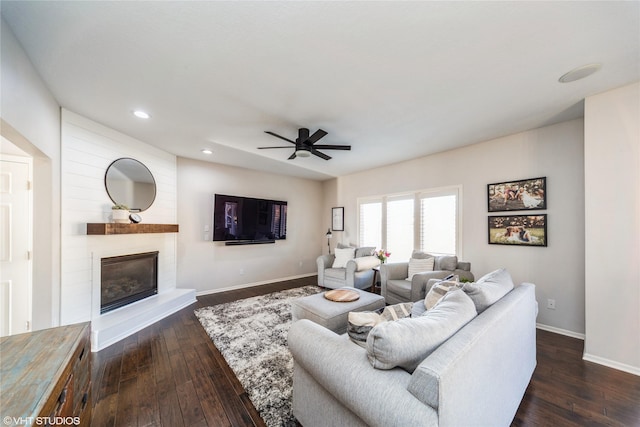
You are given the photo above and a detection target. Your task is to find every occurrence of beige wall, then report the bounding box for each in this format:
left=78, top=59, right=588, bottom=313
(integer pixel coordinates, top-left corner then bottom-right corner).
left=1, top=19, right=61, bottom=329
left=584, top=82, right=640, bottom=375
left=176, top=157, right=324, bottom=294
left=327, top=119, right=586, bottom=335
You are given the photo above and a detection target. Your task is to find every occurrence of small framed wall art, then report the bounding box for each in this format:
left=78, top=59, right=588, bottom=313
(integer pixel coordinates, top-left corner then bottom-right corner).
left=487, top=177, right=546, bottom=212
left=332, top=207, right=344, bottom=231
left=488, top=214, right=547, bottom=247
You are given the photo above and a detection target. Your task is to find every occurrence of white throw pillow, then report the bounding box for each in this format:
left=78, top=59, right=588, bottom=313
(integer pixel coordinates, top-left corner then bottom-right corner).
left=407, top=257, right=435, bottom=280
left=332, top=247, right=356, bottom=268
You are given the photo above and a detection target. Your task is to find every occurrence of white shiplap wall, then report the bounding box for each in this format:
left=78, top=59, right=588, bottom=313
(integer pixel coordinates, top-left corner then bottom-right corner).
left=60, top=109, right=178, bottom=325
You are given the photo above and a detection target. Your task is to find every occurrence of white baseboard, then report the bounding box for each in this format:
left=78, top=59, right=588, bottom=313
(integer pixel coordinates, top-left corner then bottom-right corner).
left=536, top=323, right=585, bottom=340
left=537, top=324, right=640, bottom=376
left=582, top=353, right=640, bottom=376
left=195, top=273, right=317, bottom=297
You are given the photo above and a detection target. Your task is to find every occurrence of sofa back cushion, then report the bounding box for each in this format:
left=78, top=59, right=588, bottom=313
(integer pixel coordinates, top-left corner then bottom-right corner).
left=462, top=268, right=514, bottom=313
left=436, top=255, right=458, bottom=271
left=355, top=246, right=376, bottom=258
left=366, top=289, right=477, bottom=373
left=410, top=251, right=458, bottom=271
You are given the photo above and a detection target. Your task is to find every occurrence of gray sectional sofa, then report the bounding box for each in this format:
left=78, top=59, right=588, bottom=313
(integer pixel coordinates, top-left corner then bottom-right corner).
left=288, top=270, right=537, bottom=426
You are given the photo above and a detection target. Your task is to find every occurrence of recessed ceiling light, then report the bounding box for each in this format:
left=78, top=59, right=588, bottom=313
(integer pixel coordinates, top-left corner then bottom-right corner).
left=133, top=110, right=151, bottom=119
left=559, top=63, right=602, bottom=83
left=201, top=149, right=213, bottom=155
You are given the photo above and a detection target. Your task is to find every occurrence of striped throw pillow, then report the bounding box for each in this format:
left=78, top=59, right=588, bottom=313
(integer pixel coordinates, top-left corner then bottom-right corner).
left=424, top=276, right=460, bottom=310
left=407, top=257, right=435, bottom=280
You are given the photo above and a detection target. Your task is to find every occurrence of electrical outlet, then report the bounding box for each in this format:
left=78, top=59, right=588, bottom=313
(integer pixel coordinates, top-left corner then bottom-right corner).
left=239, top=268, right=245, bottom=275
left=298, top=261, right=303, bottom=268
left=547, top=299, right=556, bottom=310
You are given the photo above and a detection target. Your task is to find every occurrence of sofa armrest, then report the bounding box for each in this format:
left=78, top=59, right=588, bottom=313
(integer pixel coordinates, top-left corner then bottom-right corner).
left=380, top=262, right=409, bottom=280
left=380, top=262, right=409, bottom=299
left=456, top=261, right=471, bottom=272
left=317, top=254, right=335, bottom=287
left=289, top=319, right=438, bottom=426
left=347, top=255, right=381, bottom=273
left=409, top=271, right=455, bottom=301
left=407, top=283, right=537, bottom=426
left=317, top=254, right=335, bottom=269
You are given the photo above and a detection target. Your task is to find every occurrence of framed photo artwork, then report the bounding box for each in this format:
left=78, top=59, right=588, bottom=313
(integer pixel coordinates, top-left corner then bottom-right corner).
left=488, top=214, right=547, bottom=247
left=332, top=207, right=344, bottom=231
left=487, top=177, right=546, bottom=212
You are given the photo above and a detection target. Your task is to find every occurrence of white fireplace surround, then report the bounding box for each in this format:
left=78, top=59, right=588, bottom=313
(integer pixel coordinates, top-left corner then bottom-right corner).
left=90, top=248, right=195, bottom=352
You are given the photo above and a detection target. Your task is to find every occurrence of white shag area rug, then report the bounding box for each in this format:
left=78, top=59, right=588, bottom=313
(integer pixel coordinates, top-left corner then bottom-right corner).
left=194, top=285, right=323, bottom=427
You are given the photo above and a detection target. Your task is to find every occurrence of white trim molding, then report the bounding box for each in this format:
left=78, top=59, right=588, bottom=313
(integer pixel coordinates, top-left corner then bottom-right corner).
left=196, top=273, right=316, bottom=297
left=536, top=323, right=585, bottom=340
left=582, top=353, right=640, bottom=377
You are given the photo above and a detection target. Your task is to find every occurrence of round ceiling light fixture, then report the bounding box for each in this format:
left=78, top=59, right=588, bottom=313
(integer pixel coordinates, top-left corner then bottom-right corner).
left=294, top=148, right=312, bottom=158
left=201, top=148, right=213, bottom=155
left=133, top=110, right=151, bottom=119
left=558, top=63, right=602, bottom=83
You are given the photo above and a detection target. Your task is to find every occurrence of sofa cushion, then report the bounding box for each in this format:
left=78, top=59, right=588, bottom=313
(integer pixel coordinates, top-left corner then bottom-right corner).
left=436, top=255, right=458, bottom=271
left=366, top=289, right=477, bottom=373
left=386, top=279, right=412, bottom=300
left=347, top=303, right=413, bottom=347
left=407, top=257, right=435, bottom=280
left=462, top=268, right=514, bottom=313
left=332, top=247, right=355, bottom=268
left=424, top=276, right=460, bottom=310
left=324, top=268, right=347, bottom=280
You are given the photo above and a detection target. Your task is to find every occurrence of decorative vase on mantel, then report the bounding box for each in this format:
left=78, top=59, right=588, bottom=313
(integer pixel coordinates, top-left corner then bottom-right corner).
left=111, top=204, right=130, bottom=224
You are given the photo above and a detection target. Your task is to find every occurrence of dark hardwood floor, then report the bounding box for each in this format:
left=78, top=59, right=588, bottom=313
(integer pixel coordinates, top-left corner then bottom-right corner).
left=91, top=277, right=640, bottom=426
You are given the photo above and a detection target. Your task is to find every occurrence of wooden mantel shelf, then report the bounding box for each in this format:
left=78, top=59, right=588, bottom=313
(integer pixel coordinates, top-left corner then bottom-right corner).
left=87, top=223, right=179, bottom=235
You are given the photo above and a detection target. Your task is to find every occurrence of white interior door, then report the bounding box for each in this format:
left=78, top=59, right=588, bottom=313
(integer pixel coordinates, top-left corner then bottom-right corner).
left=0, top=157, right=32, bottom=336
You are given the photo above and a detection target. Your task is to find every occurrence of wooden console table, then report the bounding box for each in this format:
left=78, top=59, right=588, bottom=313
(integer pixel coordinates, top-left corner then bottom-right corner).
left=0, top=323, right=92, bottom=427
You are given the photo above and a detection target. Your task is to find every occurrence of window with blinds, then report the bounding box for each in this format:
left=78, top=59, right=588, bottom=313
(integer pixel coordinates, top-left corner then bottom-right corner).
left=359, top=201, right=382, bottom=248
left=420, top=192, right=457, bottom=255
left=386, top=197, right=414, bottom=262
left=358, top=186, right=461, bottom=262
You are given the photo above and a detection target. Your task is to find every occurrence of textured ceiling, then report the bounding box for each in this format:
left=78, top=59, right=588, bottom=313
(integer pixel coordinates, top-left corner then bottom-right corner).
left=2, top=1, right=639, bottom=180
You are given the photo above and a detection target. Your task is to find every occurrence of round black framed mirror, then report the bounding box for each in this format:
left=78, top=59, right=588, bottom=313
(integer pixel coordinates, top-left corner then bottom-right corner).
left=104, top=158, right=156, bottom=212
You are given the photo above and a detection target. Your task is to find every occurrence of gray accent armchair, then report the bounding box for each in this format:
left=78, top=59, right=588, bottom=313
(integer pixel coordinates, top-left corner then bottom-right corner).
left=317, top=254, right=381, bottom=290
left=380, top=252, right=473, bottom=304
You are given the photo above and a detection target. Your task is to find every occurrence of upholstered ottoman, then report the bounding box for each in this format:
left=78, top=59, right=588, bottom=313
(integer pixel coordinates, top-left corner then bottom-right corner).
left=291, top=288, right=385, bottom=334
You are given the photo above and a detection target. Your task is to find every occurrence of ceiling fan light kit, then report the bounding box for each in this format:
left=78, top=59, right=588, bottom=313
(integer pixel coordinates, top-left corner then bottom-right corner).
left=258, top=127, right=351, bottom=160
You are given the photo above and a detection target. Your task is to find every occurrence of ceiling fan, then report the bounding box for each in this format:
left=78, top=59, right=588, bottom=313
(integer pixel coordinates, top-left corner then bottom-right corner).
left=258, top=128, right=351, bottom=160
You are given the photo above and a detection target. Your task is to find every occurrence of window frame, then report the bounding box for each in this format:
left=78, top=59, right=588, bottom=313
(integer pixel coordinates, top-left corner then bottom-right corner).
left=357, top=185, right=463, bottom=260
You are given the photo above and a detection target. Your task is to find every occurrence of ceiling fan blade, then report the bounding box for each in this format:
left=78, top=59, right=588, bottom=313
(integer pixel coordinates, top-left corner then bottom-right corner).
left=306, top=129, right=328, bottom=145
left=288, top=152, right=297, bottom=160
left=258, top=146, right=294, bottom=149
left=265, top=131, right=296, bottom=144
left=311, top=149, right=332, bottom=160
left=311, top=144, right=351, bottom=151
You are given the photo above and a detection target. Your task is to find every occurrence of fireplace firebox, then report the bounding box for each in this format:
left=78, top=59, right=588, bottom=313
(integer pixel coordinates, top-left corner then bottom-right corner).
left=101, top=251, right=158, bottom=314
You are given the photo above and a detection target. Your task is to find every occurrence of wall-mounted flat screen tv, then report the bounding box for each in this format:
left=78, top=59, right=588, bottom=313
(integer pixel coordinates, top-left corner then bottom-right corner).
left=213, top=194, right=287, bottom=242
